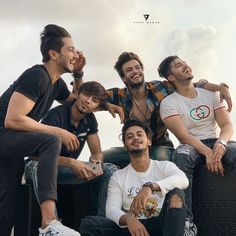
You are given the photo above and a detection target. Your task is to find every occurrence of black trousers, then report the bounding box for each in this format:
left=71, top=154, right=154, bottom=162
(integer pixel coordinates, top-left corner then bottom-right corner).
left=80, top=188, right=187, bottom=236
left=0, top=128, right=61, bottom=236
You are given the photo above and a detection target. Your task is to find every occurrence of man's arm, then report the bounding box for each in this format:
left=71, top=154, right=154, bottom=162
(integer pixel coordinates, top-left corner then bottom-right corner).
left=200, top=81, right=232, bottom=112
left=5, top=92, right=79, bottom=151
left=213, top=107, right=233, bottom=161
left=87, top=134, right=104, bottom=162
left=57, top=156, right=98, bottom=180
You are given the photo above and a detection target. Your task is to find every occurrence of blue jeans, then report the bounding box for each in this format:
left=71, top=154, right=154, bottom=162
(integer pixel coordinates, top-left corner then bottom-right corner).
left=103, top=145, right=174, bottom=169
left=80, top=188, right=187, bottom=236
left=25, top=161, right=119, bottom=216
left=173, top=139, right=236, bottom=220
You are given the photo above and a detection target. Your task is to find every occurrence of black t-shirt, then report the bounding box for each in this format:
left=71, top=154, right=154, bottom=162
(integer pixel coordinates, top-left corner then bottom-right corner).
left=0, top=64, right=70, bottom=127
left=41, top=102, right=98, bottom=158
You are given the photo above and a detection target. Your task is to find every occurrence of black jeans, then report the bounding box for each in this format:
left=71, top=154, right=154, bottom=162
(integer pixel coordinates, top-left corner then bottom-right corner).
left=80, top=188, right=187, bottom=236
left=0, top=128, right=61, bottom=236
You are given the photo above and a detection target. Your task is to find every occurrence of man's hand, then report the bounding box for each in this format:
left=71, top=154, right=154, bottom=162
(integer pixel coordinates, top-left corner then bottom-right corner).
left=205, top=148, right=224, bottom=176
left=126, top=215, right=149, bottom=236
left=73, top=51, right=86, bottom=73
left=213, top=142, right=226, bottom=162
left=106, top=103, right=125, bottom=123
left=70, top=159, right=98, bottom=180
left=57, top=128, right=80, bottom=151
left=129, top=187, right=152, bottom=217
left=219, top=85, right=232, bottom=112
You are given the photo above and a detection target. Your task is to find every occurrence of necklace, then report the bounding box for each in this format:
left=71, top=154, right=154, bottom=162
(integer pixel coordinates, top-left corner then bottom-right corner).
left=131, top=97, right=149, bottom=121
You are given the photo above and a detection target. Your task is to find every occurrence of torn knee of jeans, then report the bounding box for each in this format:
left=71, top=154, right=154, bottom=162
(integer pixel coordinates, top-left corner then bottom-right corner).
left=167, top=193, right=185, bottom=208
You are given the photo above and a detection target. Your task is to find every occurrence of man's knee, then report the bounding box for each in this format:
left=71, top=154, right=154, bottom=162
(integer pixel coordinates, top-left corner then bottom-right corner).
left=166, top=188, right=186, bottom=209
left=44, top=134, right=61, bottom=149
left=150, top=146, right=174, bottom=161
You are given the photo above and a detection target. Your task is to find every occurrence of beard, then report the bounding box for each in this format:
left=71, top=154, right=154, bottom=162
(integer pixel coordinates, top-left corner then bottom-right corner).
left=125, top=74, right=145, bottom=88
left=128, top=80, right=144, bottom=88
left=126, top=145, right=148, bottom=157
left=75, top=104, right=87, bottom=115
left=186, top=75, right=194, bottom=80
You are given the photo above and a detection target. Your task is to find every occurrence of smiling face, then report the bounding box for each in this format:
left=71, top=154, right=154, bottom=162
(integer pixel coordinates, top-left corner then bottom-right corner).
left=121, top=59, right=144, bottom=88
left=74, top=92, right=100, bottom=114
left=124, top=125, right=151, bottom=154
left=168, top=58, right=194, bottom=82
left=55, top=37, right=79, bottom=73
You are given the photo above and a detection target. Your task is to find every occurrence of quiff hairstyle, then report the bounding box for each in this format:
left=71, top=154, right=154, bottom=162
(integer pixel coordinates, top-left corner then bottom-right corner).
left=40, top=24, right=71, bottom=62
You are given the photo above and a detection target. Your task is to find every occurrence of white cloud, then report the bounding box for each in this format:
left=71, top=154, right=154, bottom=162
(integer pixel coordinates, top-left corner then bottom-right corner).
left=1, top=0, right=236, bottom=158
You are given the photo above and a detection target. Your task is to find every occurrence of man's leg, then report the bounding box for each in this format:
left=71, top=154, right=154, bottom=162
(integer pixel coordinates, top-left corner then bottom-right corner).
left=150, top=145, right=174, bottom=161
left=103, top=147, right=130, bottom=169
left=173, top=145, right=204, bottom=219
left=95, top=163, right=119, bottom=216
left=0, top=130, right=80, bottom=236
left=0, top=158, right=24, bottom=236
left=80, top=216, right=121, bottom=236
left=161, top=188, right=187, bottom=236
left=221, top=141, right=236, bottom=173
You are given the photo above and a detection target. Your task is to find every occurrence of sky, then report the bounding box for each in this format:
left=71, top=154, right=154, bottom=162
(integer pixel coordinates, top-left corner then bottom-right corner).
left=0, top=0, right=235, bottom=161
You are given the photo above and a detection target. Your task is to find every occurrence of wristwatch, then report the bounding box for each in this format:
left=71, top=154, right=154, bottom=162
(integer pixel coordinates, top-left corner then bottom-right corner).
left=216, top=139, right=227, bottom=148
left=142, top=182, right=155, bottom=193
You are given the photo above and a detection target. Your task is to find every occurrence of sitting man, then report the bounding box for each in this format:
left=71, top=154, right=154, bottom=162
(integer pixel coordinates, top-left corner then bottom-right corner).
left=159, top=55, right=236, bottom=234
left=25, top=81, right=119, bottom=217
left=80, top=119, right=189, bottom=236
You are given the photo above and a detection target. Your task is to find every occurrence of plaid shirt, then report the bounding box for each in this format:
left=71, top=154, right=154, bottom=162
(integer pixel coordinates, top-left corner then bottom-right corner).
left=106, top=80, right=175, bottom=147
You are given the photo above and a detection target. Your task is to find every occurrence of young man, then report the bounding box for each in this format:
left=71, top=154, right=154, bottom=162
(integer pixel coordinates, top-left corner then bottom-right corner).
left=25, top=81, right=119, bottom=217
left=73, top=52, right=232, bottom=168
left=0, top=24, right=84, bottom=236
left=79, top=119, right=189, bottom=236
left=159, top=55, right=236, bottom=232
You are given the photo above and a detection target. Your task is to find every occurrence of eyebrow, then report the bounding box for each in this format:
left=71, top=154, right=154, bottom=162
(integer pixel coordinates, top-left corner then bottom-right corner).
left=125, top=130, right=144, bottom=136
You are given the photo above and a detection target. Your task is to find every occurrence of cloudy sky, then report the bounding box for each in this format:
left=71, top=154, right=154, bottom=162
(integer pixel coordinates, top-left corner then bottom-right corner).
left=1, top=0, right=235, bottom=160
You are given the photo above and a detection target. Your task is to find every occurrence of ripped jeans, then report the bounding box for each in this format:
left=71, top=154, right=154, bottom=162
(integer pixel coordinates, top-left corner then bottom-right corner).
left=173, top=138, right=236, bottom=220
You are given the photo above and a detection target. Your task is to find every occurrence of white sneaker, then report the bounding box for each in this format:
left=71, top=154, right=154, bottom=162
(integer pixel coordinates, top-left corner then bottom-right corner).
left=39, top=219, right=81, bottom=236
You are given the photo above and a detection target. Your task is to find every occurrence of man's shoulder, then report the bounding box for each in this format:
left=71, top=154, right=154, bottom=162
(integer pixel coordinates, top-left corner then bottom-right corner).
left=19, top=64, right=50, bottom=85
left=161, top=92, right=178, bottom=103
left=23, top=64, right=48, bottom=77
left=112, top=164, right=130, bottom=178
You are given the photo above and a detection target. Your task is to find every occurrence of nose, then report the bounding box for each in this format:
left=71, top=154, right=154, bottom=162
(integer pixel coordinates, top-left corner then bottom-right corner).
left=74, top=50, right=79, bottom=59
left=85, top=96, right=93, bottom=104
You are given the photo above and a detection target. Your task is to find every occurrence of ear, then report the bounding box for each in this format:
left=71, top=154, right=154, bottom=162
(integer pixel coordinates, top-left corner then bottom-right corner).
left=48, top=49, right=58, bottom=60
left=121, top=76, right=126, bottom=83
left=148, top=138, right=152, bottom=146
left=167, top=74, right=175, bottom=82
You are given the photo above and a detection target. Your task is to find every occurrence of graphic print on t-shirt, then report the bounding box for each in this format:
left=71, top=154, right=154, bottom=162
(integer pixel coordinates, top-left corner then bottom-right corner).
left=190, top=105, right=210, bottom=121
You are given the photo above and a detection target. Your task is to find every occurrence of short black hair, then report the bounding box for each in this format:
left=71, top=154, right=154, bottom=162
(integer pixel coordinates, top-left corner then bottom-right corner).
left=121, top=119, right=152, bottom=144
left=40, top=24, right=71, bottom=62
left=158, top=55, right=179, bottom=79
left=114, top=52, right=144, bottom=78
left=78, top=81, right=108, bottom=107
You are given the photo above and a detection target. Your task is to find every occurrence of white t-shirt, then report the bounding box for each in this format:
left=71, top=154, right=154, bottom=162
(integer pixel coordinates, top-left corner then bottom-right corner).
left=160, top=88, right=225, bottom=140
left=106, top=159, right=188, bottom=227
